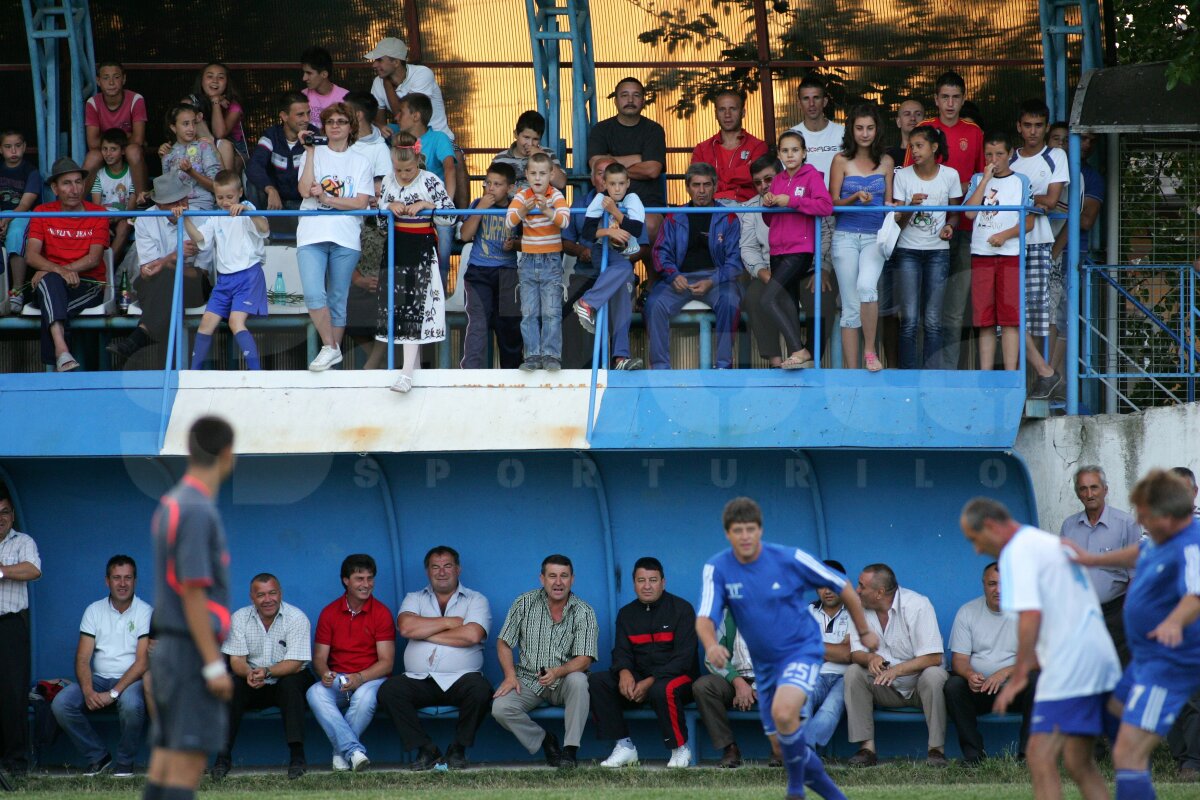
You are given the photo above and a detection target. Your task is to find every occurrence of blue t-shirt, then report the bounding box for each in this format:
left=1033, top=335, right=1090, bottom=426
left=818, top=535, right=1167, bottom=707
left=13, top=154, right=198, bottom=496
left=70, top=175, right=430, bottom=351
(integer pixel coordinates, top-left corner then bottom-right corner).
left=698, top=542, right=846, bottom=666
left=466, top=197, right=517, bottom=268
left=0, top=160, right=40, bottom=211
left=420, top=130, right=455, bottom=183
left=1124, top=520, right=1200, bottom=672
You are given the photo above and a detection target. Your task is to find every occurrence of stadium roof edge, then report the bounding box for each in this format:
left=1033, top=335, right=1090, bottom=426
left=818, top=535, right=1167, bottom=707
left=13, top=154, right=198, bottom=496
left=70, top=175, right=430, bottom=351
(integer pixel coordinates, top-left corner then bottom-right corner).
left=1071, top=62, right=1200, bottom=133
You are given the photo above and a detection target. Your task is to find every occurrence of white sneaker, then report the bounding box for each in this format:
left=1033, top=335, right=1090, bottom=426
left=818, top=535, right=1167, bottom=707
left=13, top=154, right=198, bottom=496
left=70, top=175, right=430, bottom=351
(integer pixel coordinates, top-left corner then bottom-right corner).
left=390, top=373, right=413, bottom=393
left=331, top=754, right=349, bottom=772
left=350, top=750, right=370, bottom=772
left=667, top=744, right=691, bottom=768
left=600, top=743, right=639, bottom=767
left=308, top=346, right=343, bottom=371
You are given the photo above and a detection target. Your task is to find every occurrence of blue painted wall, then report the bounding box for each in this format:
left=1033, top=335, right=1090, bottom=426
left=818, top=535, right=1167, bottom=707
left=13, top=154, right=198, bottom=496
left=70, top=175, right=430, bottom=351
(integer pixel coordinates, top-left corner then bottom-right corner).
left=9, top=448, right=1034, bottom=766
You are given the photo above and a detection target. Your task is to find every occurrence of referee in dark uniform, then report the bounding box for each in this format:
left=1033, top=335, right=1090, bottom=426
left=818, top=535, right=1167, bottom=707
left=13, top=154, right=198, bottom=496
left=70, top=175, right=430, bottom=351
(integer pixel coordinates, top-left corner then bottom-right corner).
left=143, top=416, right=235, bottom=800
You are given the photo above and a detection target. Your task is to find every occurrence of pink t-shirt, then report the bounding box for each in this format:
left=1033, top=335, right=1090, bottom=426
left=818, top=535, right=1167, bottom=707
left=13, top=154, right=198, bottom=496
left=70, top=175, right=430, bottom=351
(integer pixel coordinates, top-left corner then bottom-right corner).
left=85, top=91, right=148, bottom=134
left=303, top=85, right=349, bottom=129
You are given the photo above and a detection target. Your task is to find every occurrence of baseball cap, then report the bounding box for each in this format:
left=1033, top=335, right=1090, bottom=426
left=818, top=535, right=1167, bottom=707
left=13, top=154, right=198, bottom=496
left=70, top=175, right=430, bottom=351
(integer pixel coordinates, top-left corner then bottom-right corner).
left=365, top=37, right=408, bottom=61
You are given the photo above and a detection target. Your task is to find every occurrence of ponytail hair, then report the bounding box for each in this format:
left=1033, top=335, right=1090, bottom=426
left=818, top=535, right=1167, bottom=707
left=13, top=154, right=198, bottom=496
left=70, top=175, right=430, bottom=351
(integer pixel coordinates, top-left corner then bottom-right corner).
left=391, top=131, right=426, bottom=171
left=909, top=126, right=948, bottom=164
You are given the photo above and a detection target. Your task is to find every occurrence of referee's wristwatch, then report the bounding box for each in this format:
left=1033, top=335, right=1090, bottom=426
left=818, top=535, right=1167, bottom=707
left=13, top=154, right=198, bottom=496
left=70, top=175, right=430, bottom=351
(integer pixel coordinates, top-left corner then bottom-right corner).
left=109, top=689, right=120, bottom=701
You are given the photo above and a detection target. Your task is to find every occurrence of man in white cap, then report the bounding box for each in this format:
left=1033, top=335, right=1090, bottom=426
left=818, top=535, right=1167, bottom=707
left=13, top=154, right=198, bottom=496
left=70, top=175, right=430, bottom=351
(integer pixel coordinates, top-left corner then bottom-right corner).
left=24, top=157, right=110, bottom=371
left=366, top=37, right=454, bottom=141
left=105, top=172, right=209, bottom=366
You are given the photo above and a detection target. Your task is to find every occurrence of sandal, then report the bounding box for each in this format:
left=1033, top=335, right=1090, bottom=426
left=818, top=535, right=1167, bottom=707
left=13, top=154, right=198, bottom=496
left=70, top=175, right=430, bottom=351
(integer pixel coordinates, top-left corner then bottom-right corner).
left=56, top=352, right=80, bottom=372
left=390, top=374, right=413, bottom=394
left=865, top=352, right=883, bottom=372
left=780, top=352, right=815, bottom=370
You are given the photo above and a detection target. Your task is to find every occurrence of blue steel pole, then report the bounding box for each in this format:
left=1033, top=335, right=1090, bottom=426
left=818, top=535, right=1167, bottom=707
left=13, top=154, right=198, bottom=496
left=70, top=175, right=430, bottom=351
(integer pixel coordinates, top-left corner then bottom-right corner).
left=157, top=219, right=186, bottom=451
left=387, top=209, right=395, bottom=371
left=1067, top=134, right=1081, bottom=414
left=586, top=213, right=610, bottom=442
left=813, top=216, right=822, bottom=368
left=1019, top=206, right=1028, bottom=375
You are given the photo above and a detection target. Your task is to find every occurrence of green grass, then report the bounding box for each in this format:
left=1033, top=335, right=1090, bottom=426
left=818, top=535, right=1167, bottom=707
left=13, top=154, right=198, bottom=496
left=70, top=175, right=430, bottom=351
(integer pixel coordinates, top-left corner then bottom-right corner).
left=8, top=761, right=1200, bottom=799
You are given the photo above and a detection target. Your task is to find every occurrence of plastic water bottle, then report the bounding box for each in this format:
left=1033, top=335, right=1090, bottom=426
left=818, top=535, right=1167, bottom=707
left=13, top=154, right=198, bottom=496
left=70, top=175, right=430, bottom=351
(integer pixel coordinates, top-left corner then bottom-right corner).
left=272, top=271, right=286, bottom=303
left=118, top=271, right=131, bottom=313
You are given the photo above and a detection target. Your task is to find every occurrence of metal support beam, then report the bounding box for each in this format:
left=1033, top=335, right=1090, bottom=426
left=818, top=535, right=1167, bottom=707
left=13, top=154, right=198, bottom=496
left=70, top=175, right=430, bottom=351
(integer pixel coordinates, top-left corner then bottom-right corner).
left=21, top=0, right=95, bottom=176
left=525, top=0, right=597, bottom=181
left=1039, top=0, right=1103, bottom=121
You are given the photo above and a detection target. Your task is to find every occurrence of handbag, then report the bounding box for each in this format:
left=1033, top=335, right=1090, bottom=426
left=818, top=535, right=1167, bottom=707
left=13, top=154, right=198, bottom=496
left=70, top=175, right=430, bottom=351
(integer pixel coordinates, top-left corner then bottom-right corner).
left=877, top=211, right=901, bottom=260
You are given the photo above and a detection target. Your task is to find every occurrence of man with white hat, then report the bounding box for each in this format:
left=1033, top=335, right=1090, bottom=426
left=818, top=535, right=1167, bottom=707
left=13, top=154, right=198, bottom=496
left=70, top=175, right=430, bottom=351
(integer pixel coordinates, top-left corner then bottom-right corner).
left=24, top=157, right=111, bottom=371
left=105, top=172, right=209, bottom=366
left=366, top=37, right=454, bottom=141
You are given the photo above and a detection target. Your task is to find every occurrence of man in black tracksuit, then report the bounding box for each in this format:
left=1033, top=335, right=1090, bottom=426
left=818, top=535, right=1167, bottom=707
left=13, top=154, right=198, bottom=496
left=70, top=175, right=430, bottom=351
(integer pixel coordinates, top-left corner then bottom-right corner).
left=589, top=557, right=699, bottom=767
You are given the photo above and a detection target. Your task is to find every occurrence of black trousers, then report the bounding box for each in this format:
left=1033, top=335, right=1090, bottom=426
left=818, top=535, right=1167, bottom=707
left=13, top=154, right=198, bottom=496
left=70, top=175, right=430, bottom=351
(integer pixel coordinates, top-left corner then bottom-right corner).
left=377, top=673, right=493, bottom=752
left=0, top=612, right=30, bottom=770
left=133, top=267, right=211, bottom=343
left=749, top=254, right=836, bottom=359
left=1102, top=594, right=1131, bottom=668
left=224, top=670, right=314, bottom=757
left=588, top=670, right=694, bottom=750
left=1168, top=690, right=1200, bottom=772
left=944, top=673, right=1034, bottom=761
left=461, top=267, right=523, bottom=369
left=562, top=272, right=598, bottom=369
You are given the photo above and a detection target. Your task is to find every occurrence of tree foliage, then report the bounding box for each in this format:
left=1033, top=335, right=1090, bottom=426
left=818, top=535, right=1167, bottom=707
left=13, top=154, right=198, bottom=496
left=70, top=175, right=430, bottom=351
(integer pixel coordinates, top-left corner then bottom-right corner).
left=1113, top=0, right=1198, bottom=87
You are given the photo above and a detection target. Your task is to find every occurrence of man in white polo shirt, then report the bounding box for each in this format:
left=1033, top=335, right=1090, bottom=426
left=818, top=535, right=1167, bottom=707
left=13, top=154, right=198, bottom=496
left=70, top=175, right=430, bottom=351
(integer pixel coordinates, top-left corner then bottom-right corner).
left=803, top=558, right=853, bottom=748
left=51, top=554, right=151, bottom=777
left=366, top=37, right=454, bottom=141
left=377, top=545, right=492, bottom=770
left=789, top=75, right=845, bottom=262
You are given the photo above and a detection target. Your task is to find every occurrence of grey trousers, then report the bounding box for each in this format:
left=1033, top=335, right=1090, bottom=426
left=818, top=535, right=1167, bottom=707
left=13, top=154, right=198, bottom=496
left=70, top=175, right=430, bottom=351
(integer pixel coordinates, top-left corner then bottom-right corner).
left=939, top=230, right=973, bottom=369
left=693, top=673, right=739, bottom=749
left=491, top=671, right=589, bottom=752
left=844, top=663, right=948, bottom=749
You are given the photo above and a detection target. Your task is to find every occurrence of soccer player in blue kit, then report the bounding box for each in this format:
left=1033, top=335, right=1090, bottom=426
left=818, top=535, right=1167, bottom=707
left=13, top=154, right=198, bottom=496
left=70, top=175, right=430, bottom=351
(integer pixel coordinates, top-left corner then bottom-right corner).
left=1068, top=469, right=1200, bottom=800
left=697, top=497, right=879, bottom=799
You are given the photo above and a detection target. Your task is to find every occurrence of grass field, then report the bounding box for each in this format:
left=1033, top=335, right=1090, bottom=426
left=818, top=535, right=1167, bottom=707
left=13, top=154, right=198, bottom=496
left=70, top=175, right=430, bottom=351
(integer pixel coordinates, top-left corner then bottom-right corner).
left=9, top=760, right=1199, bottom=799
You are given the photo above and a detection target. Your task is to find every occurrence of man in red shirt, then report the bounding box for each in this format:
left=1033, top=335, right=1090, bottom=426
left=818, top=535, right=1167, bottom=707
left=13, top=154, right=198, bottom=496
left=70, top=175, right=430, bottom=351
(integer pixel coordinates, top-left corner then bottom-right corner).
left=305, top=554, right=395, bottom=773
left=905, top=72, right=984, bottom=369
left=25, top=157, right=111, bottom=371
left=690, top=91, right=768, bottom=203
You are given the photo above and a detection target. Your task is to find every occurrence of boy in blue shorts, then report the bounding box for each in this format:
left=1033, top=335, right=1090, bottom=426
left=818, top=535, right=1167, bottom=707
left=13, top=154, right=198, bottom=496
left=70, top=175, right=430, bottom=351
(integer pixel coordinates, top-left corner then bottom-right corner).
left=181, top=170, right=270, bottom=369
left=961, top=497, right=1120, bottom=800
left=698, top=497, right=878, bottom=799
left=1069, top=469, right=1200, bottom=800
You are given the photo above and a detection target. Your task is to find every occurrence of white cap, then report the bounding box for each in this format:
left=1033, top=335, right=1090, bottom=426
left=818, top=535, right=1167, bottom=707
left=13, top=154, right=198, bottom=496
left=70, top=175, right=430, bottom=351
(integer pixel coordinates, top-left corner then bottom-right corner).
left=365, top=37, right=408, bottom=61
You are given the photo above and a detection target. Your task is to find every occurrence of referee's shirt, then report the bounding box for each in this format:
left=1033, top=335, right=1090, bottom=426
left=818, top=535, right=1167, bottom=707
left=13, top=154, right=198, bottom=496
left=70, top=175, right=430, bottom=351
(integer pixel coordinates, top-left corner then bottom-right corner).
left=151, top=475, right=232, bottom=643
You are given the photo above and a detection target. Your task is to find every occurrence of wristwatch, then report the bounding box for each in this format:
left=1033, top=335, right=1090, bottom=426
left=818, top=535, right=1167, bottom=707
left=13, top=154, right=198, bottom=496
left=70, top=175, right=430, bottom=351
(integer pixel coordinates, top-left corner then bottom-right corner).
left=109, top=689, right=120, bottom=700
left=264, top=666, right=273, bottom=680
left=0, top=567, right=5, bottom=579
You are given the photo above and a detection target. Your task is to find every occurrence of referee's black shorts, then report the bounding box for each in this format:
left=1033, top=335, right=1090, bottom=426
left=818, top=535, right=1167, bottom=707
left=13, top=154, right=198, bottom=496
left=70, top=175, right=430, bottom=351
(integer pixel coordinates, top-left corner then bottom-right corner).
left=149, top=636, right=228, bottom=753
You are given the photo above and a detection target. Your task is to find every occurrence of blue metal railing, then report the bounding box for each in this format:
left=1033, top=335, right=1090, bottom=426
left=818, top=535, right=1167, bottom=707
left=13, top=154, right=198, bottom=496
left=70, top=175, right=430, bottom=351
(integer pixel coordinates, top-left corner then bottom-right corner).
left=3, top=199, right=1037, bottom=448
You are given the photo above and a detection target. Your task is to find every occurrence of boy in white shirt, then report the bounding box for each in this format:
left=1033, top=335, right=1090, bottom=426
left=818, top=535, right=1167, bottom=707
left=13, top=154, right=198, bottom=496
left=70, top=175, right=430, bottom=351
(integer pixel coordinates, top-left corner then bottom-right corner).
left=962, top=131, right=1035, bottom=372
left=1010, top=99, right=1069, bottom=399
left=181, top=170, right=270, bottom=369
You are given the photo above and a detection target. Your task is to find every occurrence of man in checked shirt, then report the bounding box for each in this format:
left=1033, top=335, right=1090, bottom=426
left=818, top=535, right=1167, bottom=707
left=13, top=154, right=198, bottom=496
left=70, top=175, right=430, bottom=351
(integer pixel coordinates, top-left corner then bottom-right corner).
left=492, top=554, right=599, bottom=768
left=212, top=573, right=313, bottom=780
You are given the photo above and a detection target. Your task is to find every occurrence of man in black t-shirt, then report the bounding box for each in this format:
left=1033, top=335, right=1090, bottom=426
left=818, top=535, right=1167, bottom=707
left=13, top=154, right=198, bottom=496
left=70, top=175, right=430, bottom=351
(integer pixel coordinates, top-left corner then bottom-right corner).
left=587, top=78, right=667, bottom=246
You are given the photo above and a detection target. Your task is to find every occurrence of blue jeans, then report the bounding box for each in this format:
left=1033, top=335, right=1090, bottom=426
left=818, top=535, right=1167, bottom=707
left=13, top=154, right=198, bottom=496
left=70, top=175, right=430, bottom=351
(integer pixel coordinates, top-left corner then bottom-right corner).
left=297, top=241, right=360, bottom=327
left=894, top=247, right=950, bottom=369
left=305, top=677, right=385, bottom=759
left=801, top=672, right=845, bottom=747
left=518, top=252, right=564, bottom=360
left=51, top=676, right=146, bottom=766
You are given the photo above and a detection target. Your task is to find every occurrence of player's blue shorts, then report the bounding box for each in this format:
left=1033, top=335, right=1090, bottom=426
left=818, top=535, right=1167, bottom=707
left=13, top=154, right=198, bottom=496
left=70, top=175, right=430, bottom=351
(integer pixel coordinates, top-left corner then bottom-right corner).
left=1113, top=662, right=1200, bottom=737
left=754, top=652, right=823, bottom=736
left=206, top=264, right=267, bottom=318
left=1030, top=692, right=1109, bottom=736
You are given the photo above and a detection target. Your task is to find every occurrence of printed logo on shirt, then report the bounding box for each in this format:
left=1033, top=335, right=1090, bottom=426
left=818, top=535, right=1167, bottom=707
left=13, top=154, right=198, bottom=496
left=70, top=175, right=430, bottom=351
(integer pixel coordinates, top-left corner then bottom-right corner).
left=740, top=150, right=750, bottom=160
left=979, top=187, right=1000, bottom=224
left=725, top=583, right=744, bottom=599
left=960, top=139, right=969, bottom=151
left=771, top=582, right=782, bottom=590
left=793, top=187, right=806, bottom=198
left=318, top=174, right=355, bottom=210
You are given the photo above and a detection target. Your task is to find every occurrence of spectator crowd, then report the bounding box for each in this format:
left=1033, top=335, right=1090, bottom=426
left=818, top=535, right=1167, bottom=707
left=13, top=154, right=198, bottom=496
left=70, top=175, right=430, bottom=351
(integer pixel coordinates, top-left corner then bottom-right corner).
left=0, top=38, right=1102, bottom=397
left=1, top=465, right=1196, bottom=776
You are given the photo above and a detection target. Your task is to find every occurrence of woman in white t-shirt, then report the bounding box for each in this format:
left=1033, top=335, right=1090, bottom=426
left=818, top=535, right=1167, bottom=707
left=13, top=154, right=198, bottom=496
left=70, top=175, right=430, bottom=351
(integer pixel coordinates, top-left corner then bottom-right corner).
left=296, top=103, right=375, bottom=371
left=890, top=127, right=962, bottom=370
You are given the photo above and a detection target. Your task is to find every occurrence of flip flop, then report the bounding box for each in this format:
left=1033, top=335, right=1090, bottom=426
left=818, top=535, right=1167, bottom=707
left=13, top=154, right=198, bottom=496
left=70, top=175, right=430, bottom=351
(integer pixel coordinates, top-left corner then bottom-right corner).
left=56, top=352, right=80, bottom=372
left=865, top=352, right=883, bottom=372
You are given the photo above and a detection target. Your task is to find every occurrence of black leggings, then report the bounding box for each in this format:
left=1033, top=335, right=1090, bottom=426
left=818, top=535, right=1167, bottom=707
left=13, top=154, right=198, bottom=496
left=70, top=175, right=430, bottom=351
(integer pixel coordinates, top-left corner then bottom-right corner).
left=763, top=253, right=813, bottom=354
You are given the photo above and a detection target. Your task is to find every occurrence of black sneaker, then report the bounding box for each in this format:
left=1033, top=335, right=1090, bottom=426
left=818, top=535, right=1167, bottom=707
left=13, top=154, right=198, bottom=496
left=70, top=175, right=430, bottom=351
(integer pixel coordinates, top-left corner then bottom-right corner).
left=112, top=763, right=134, bottom=778
left=287, top=754, right=306, bottom=780
left=1029, top=372, right=1062, bottom=399
left=210, top=755, right=230, bottom=780
left=519, top=358, right=542, bottom=371
left=84, top=753, right=113, bottom=777
left=106, top=337, right=140, bottom=360
left=542, top=730, right=562, bottom=767
left=410, top=744, right=442, bottom=771
left=612, top=357, right=643, bottom=371
left=445, top=743, right=469, bottom=770
left=543, top=357, right=561, bottom=372
left=560, top=745, right=578, bottom=769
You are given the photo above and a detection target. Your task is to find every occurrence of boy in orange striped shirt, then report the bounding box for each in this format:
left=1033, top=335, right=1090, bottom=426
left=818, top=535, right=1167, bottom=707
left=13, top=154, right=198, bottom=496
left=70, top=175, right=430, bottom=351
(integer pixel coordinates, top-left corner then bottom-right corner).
left=506, top=152, right=570, bottom=370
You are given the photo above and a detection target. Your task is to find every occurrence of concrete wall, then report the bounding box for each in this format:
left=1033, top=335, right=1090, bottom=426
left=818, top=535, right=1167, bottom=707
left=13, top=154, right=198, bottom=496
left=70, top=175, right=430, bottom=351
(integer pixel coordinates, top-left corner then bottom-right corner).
left=1015, top=403, right=1200, bottom=532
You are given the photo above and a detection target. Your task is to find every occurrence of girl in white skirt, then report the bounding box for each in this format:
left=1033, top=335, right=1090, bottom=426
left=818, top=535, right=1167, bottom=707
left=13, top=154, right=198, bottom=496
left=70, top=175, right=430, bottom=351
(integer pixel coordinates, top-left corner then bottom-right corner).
left=377, top=133, right=455, bottom=392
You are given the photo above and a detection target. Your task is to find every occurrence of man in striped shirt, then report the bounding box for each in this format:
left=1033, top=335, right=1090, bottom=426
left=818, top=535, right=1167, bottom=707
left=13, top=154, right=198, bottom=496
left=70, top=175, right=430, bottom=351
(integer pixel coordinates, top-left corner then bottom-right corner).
left=492, top=554, right=599, bottom=768
left=0, top=492, right=40, bottom=777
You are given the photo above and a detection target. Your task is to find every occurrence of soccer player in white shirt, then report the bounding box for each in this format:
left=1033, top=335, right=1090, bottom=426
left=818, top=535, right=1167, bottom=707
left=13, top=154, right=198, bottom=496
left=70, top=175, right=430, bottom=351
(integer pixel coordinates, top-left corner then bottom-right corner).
left=960, top=497, right=1120, bottom=800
